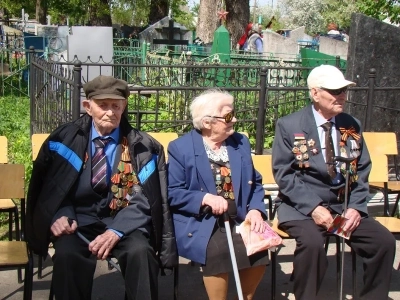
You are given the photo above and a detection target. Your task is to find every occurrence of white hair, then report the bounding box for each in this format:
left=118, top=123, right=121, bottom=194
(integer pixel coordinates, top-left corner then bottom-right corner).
left=190, top=89, right=234, bottom=130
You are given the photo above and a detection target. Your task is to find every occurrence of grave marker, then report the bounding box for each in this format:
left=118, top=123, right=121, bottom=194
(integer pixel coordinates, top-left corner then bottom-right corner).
left=153, top=19, right=189, bottom=53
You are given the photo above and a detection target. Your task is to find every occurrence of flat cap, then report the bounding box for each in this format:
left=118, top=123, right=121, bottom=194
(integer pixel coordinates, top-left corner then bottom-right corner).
left=83, top=75, right=130, bottom=100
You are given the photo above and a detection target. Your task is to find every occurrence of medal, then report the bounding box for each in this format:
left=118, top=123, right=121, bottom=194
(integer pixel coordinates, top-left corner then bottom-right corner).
left=111, top=185, right=119, bottom=193
left=299, top=145, right=307, bottom=153
left=133, top=185, right=142, bottom=193
left=307, top=139, right=315, bottom=147
left=120, top=173, right=127, bottom=182
left=303, top=153, right=309, bottom=160
left=216, top=186, right=222, bottom=193
left=116, top=199, right=123, bottom=207
left=225, top=176, right=231, bottom=183
left=292, top=147, right=299, bottom=153
left=229, top=192, right=235, bottom=200
left=224, top=192, right=229, bottom=198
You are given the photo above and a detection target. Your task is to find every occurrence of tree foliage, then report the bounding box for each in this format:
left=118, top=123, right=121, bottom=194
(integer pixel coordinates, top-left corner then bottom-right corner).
left=357, top=0, right=400, bottom=24
left=279, top=0, right=327, bottom=34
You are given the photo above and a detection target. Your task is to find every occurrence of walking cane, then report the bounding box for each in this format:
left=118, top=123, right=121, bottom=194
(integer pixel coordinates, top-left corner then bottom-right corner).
left=202, top=207, right=244, bottom=300
left=68, top=218, right=121, bottom=272
left=222, top=211, right=244, bottom=300
left=333, top=155, right=355, bottom=300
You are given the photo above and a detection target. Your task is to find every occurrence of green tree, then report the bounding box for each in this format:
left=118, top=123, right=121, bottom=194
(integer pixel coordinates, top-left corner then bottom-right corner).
left=357, top=0, right=400, bottom=24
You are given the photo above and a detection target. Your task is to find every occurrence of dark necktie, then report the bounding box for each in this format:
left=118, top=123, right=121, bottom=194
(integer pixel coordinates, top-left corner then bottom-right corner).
left=321, top=121, right=336, bottom=179
left=92, top=137, right=112, bottom=193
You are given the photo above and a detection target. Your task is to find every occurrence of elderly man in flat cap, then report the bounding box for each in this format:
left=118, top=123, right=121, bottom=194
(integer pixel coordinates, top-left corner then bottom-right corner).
left=272, top=65, right=395, bottom=300
left=26, top=75, right=177, bottom=300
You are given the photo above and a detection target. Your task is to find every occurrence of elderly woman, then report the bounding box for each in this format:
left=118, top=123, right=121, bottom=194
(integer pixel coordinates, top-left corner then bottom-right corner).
left=168, top=90, right=269, bottom=299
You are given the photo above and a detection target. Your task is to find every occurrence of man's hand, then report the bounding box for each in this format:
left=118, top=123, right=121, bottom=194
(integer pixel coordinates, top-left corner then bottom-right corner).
left=51, top=216, right=77, bottom=237
left=201, top=193, right=228, bottom=215
left=89, top=230, right=120, bottom=260
left=311, top=206, right=334, bottom=229
left=245, top=209, right=266, bottom=233
left=342, top=208, right=361, bottom=233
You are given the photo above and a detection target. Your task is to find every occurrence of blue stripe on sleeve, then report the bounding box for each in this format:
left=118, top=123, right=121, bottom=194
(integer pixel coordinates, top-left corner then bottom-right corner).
left=138, top=154, right=157, bottom=183
left=49, top=141, right=83, bottom=172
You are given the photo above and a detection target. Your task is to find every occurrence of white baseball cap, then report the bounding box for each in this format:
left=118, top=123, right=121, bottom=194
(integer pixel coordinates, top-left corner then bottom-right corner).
left=307, top=65, right=356, bottom=90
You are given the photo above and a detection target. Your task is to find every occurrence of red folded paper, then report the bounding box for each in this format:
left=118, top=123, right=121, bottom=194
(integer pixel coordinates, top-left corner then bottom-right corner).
left=238, top=220, right=283, bottom=256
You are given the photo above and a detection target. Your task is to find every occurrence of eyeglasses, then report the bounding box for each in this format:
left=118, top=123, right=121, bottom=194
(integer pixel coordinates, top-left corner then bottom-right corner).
left=206, top=111, right=235, bottom=123
left=320, top=87, right=349, bottom=96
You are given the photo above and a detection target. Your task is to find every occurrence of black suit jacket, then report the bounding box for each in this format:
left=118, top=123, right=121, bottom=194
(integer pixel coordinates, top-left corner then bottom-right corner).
left=272, top=105, right=371, bottom=224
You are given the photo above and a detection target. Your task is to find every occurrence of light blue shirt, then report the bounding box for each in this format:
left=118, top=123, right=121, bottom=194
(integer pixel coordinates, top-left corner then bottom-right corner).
left=91, top=124, right=120, bottom=181
left=312, top=105, right=343, bottom=184
left=90, top=123, right=123, bottom=238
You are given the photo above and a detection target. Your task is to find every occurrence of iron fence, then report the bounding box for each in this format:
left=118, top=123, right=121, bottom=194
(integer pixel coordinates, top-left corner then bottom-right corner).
left=27, top=50, right=400, bottom=156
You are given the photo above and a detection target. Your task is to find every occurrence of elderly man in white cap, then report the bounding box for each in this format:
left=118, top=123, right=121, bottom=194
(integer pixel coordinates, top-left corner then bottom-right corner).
left=272, top=65, right=395, bottom=300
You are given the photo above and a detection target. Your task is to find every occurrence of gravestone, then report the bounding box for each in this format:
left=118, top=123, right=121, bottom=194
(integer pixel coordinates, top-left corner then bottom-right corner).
left=346, top=13, right=400, bottom=133
left=153, top=19, right=189, bottom=52
left=139, top=16, right=191, bottom=48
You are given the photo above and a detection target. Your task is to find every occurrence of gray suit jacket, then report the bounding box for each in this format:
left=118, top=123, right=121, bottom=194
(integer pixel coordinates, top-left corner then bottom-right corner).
left=272, top=105, right=371, bottom=224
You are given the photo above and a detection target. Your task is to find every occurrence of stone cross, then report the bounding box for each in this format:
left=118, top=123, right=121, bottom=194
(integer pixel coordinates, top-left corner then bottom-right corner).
left=46, top=15, right=51, bottom=25
left=153, top=19, right=189, bottom=53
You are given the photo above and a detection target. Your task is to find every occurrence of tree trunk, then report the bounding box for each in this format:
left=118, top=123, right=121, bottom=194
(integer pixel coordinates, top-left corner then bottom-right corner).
left=89, top=0, right=112, bottom=26
left=197, top=0, right=224, bottom=43
left=36, top=0, right=47, bottom=25
left=225, top=0, right=250, bottom=46
left=148, top=0, right=169, bottom=25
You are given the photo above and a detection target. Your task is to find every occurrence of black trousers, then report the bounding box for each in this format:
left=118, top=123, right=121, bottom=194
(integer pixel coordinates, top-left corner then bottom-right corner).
left=280, top=217, right=395, bottom=300
left=52, top=222, right=159, bottom=300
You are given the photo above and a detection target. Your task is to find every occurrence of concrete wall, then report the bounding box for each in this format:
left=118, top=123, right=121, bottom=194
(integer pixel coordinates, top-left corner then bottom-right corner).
left=318, top=36, right=348, bottom=59
left=262, top=26, right=348, bottom=60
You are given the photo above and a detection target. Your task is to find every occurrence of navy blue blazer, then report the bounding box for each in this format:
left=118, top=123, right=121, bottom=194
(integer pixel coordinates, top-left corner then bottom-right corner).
left=167, top=130, right=266, bottom=264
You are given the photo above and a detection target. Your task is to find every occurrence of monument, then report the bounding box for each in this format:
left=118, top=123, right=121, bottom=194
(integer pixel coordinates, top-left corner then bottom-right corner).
left=346, top=13, right=400, bottom=133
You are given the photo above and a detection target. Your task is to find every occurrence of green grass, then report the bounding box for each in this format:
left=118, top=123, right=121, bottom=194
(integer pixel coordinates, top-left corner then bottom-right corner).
left=0, top=96, right=32, bottom=240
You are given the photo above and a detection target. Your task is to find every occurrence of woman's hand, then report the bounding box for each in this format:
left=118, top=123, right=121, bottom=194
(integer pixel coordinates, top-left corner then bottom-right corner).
left=245, top=209, right=266, bottom=233
left=201, top=193, right=228, bottom=215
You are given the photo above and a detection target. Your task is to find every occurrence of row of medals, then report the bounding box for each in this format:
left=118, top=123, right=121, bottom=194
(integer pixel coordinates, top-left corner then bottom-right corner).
left=109, top=158, right=140, bottom=213
left=215, top=166, right=235, bottom=200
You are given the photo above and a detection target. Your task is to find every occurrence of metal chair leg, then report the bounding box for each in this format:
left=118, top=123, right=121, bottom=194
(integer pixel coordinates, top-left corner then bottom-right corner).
left=271, top=251, right=276, bottom=300
left=14, top=205, right=20, bottom=241
left=8, top=210, right=13, bottom=241
left=352, top=248, right=357, bottom=299
left=38, top=255, right=43, bottom=279
left=23, top=251, right=34, bottom=300
left=173, top=265, right=179, bottom=300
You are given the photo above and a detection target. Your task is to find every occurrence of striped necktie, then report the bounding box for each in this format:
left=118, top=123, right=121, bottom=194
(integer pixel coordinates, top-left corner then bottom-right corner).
left=92, top=137, right=112, bottom=193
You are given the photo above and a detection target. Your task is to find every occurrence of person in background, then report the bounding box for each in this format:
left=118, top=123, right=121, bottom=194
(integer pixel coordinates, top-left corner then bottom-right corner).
left=245, top=23, right=263, bottom=54
left=26, top=75, right=177, bottom=300
left=272, top=65, right=395, bottom=300
left=258, top=24, right=264, bottom=38
left=237, top=22, right=253, bottom=50
left=326, top=22, right=346, bottom=41
left=168, top=89, right=269, bottom=299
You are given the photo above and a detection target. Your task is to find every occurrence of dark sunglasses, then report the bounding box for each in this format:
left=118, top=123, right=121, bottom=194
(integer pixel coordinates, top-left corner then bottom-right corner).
left=321, top=87, right=349, bottom=96
left=207, top=110, right=235, bottom=123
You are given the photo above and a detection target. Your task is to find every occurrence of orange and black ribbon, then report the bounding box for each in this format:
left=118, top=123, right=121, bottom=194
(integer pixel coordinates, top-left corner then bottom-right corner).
left=339, top=126, right=361, bottom=141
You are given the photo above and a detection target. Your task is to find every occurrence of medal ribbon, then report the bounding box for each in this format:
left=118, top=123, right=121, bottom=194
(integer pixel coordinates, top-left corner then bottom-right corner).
left=339, top=126, right=361, bottom=141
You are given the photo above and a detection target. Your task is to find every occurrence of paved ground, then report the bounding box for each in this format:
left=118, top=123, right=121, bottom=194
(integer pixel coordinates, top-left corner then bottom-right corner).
left=2, top=195, right=400, bottom=300
left=1, top=236, right=400, bottom=300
